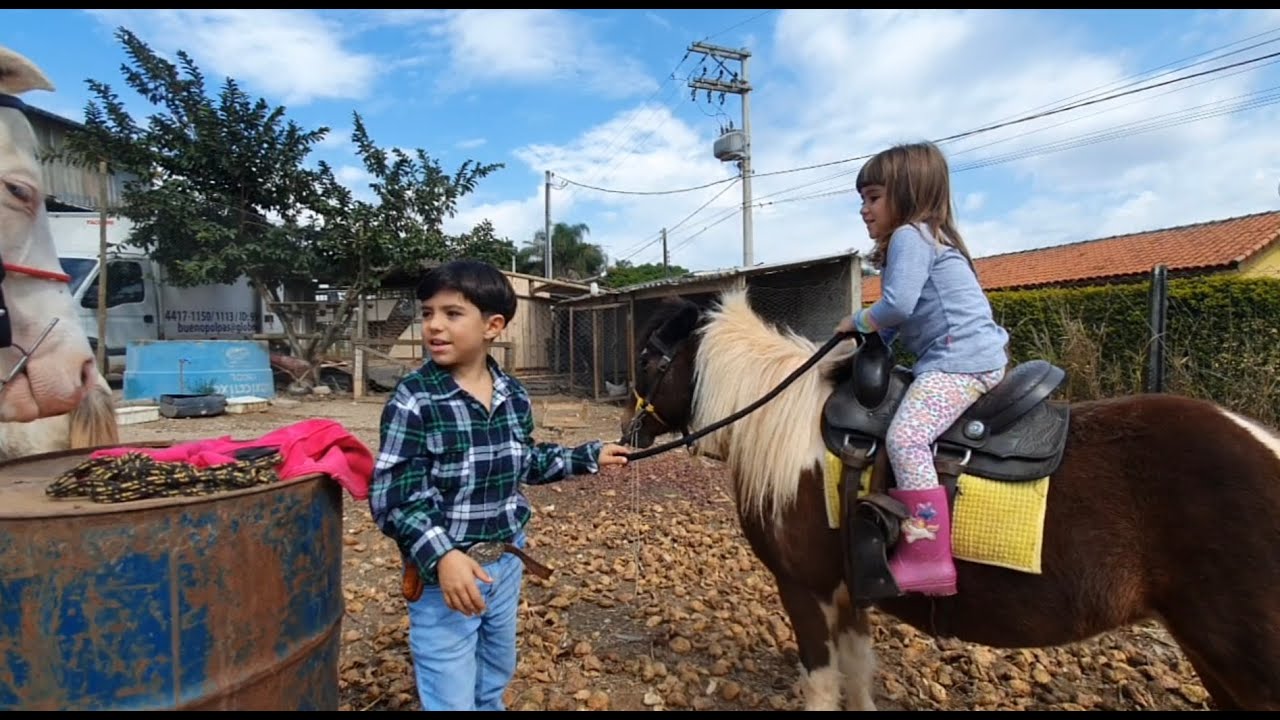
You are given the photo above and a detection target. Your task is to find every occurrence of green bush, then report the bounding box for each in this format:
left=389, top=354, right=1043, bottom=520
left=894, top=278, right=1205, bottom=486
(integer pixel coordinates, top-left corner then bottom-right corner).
left=865, top=273, right=1280, bottom=424
left=983, top=274, right=1280, bottom=425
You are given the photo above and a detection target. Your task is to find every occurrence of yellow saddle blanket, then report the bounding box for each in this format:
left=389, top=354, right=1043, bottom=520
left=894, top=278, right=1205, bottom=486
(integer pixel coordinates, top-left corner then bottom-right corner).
left=822, top=451, right=1049, bottom=574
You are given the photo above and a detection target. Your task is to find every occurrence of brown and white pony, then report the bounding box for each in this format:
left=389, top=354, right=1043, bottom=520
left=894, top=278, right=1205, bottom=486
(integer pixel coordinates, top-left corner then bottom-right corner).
left=623, top=289, right=1280, bottom=711
left=0, top=45, right=118, bottom=456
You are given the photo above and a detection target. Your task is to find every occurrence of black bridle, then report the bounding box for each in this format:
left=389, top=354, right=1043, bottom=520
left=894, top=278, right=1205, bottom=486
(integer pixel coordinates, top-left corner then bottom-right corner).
left=623, top=330, right=692, bottom=447
left=0, top=252, right=11, bottom=349
left=622, top=305, right=858, bottom=462
left=0, top=246, right=68, bottom=399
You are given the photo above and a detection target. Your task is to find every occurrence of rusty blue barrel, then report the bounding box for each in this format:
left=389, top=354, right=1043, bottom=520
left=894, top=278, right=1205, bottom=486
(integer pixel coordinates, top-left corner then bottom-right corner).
left=0, top=443, right=345, bottom=710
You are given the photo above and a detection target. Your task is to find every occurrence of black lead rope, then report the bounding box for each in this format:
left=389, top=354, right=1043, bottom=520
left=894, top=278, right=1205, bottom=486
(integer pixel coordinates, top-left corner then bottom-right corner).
left=622, top=330, right=858, bottom=462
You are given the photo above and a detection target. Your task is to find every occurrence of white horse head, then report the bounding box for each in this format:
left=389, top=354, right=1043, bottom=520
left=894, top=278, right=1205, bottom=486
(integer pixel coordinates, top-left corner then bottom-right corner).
left=0, top=45, right=99, bottom=423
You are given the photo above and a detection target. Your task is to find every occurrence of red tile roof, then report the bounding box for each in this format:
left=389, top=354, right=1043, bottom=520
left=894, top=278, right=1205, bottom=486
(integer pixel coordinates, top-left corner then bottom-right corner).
left=860, top=210, right=1280, bottom=303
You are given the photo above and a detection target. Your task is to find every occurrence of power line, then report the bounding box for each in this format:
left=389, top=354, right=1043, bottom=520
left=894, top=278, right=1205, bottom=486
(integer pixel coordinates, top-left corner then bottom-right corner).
left=613, top=178, right=741, bottom=264
left=556, top=11, right=781, bottom=209
left=555, top=56, right=692, bottom=208
left=978, top=26, right=1280, bottom=126
left=704, top=10, right=777, bottom=41
left=593, top=31, right=1280, bottom=265
left=555, top=46, right=1280, bottom=197
left=687, top=40, right=754, bottom=267
left=657, top=80, right=1280, bottom=261
left=614, top=161, right=861, bottom=265
left=955, top=85, right=1280, bottom=171
left=668, top=206, right=741, bottom=255
left=948, top=56, right=1280, bottom=160
left=936, top=48, right=1280, bottom=146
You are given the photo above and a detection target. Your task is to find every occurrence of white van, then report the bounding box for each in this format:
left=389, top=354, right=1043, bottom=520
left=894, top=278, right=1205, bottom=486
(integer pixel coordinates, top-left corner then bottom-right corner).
left=49, top=211, right=265, bottom=374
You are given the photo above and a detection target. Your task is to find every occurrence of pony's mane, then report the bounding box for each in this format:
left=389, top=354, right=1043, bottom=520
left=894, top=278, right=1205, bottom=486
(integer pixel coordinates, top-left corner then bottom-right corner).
left=691, top=289, right=857, bottom=526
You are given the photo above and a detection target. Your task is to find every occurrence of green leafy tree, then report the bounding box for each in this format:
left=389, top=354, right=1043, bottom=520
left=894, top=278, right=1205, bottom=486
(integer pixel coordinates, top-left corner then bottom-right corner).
left=60, top=27, right=511, bottom=371
left=60, top=27, right=331, bottom=358
left=515, top=221, right=606, bottom=279
left=601, top=260, right=690, bottom=288
left=306, top=112, right=504, bottom=361
left=449, top=220, right=517, bottom=269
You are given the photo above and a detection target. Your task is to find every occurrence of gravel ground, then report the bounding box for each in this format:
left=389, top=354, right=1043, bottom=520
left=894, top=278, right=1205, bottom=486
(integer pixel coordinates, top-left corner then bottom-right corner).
left=111, top=392, right=1214, bottom=711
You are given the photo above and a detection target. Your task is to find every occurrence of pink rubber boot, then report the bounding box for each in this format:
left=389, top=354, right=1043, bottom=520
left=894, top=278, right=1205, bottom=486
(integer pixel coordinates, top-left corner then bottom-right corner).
left=888, top=486, right=957, bottom=597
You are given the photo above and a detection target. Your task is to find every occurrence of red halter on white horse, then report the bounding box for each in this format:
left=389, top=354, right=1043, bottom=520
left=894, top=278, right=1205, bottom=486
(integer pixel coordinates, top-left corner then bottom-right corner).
left=0, top=250, right=72, bottom=392
left=0, top=45, right=118, bottom=456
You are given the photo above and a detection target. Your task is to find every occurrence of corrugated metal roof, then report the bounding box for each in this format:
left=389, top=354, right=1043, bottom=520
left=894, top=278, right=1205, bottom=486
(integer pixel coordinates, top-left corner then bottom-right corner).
left=557, top=248, right=861, bottom=305
left=25, top=103, right=136, bottom=212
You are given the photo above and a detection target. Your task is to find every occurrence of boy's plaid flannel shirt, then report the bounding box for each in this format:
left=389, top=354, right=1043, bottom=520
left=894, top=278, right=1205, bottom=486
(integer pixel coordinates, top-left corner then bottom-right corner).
left=370, top=357, right=602, bottom=584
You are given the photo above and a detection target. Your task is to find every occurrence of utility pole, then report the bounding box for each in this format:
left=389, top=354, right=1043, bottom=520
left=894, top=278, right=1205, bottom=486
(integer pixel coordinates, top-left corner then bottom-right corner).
left=661, top=228, right=669, bottom=277
left=544, top=170, right=553, bottom=279
left=688, top=41, right=753, bottom=268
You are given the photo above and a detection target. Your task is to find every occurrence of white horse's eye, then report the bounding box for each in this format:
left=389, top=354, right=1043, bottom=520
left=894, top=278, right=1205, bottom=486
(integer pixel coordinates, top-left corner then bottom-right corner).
left=4, top=179, right=33, bottom=206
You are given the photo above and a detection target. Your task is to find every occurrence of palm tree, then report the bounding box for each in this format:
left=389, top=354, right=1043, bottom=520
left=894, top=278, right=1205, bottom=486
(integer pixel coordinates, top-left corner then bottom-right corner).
left=516, top=222, right=606, bottom=280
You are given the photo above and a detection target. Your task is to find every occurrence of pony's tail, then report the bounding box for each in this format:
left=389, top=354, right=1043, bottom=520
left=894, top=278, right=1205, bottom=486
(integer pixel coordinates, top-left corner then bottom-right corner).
left=67, top=376, right=119, bottom=449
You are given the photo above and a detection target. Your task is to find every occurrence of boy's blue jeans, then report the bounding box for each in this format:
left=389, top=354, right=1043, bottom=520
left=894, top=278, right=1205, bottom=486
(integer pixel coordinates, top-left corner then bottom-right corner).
left=407, top=532, right=526, bottom=711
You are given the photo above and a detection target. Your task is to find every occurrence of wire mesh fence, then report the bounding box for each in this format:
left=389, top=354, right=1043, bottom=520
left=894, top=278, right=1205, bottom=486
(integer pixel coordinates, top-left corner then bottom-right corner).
left=546, top=302, right=632, bottom=400
left=545, top=256, right=860, bottom=400
left=746, top=260, right=857, bottom=343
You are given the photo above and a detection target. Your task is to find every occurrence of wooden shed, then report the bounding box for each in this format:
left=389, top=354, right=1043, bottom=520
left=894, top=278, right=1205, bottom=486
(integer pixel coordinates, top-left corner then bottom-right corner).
left=385, top=271, right=590, bottom=374
left=550, top=249, right=863, bottom=400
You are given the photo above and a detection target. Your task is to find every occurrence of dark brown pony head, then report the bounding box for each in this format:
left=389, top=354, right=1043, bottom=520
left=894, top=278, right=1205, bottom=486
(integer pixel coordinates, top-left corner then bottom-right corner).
left=621, top=295, right=702, bottom=448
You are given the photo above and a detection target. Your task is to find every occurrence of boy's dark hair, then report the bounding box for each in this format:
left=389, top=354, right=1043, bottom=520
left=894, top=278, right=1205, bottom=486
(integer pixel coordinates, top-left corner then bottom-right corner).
left=415, top=259, right=518, bottom=323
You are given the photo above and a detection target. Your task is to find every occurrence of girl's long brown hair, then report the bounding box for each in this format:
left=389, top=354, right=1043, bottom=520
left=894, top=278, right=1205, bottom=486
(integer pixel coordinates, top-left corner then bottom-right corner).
left=856, top=141, right=975, bottom=272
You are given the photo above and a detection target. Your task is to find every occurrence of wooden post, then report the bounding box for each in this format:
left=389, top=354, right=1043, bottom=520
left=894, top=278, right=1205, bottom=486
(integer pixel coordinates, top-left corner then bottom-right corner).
left=568, top=307, right=575, bottom=394
left=592, top=308, right=602, bottom=400
left=626, top=296, right=636, bottom=391
left=552, top=306, right=561, bottom=375
left=96, top=159, right=108, bottom=376
left=353, top=294, right=366, bottom=398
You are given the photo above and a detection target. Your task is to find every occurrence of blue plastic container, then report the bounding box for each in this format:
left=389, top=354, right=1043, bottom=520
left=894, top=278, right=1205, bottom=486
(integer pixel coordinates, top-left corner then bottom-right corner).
left=0, top=446, right=345, bottom=710
left=123, top=340, right=275, bottom=402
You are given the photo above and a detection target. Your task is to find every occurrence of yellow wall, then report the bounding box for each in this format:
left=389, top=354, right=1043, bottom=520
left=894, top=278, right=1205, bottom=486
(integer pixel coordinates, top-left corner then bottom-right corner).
left=1240, top=239, right=1280, bottom=279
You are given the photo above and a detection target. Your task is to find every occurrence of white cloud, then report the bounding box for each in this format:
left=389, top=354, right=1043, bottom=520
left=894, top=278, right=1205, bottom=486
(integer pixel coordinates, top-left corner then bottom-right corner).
left=85, top=9, right=379, bottom=105
left=448, top=102, right=741, bottom=262
left=335, top=164, right=373, bottom=188
left=424, top=10, right=658, bottom=99
left=455, top=9, right=1280, bottom=273
left=316, top=128, right=353, bottom=151
left=450, top=191, right=546, bottom=251
left=456, top=137, right=487, bottom=150
left=645, top=12, right=673, bottom=31
left=962, top=192, right=986, bottom=213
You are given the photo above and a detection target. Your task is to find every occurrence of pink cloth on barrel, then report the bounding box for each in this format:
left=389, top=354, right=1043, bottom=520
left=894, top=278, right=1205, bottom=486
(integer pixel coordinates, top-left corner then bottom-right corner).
left=91, top=418, right=373, bottom=500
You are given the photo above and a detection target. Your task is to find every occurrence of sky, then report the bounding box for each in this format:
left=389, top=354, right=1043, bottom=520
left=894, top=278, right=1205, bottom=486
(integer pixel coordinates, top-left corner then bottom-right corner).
left=5, top=9, right=1280, bottom=276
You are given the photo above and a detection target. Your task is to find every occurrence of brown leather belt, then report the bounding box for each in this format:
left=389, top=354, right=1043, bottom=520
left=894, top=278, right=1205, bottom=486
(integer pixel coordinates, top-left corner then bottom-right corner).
left=401, top=543, right=553, bottom=602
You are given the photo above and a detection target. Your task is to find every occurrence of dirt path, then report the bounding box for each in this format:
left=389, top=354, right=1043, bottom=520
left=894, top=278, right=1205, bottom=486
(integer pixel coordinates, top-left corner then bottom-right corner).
left=113, top=393, right=1213, bottom=711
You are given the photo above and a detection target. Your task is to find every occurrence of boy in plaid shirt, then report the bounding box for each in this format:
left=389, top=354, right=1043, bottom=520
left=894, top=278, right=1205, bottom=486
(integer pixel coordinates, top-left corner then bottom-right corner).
left=370, top=259, right=629, bottom=711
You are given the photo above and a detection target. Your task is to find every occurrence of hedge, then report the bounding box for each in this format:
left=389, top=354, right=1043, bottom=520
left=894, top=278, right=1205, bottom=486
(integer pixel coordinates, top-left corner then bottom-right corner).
left=882, top=274, right=1280, bottom=425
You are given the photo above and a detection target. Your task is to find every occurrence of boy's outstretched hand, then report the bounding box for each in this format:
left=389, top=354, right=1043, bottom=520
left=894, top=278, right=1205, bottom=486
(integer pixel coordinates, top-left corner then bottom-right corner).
left=598, top=442, right=630, bottom=467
